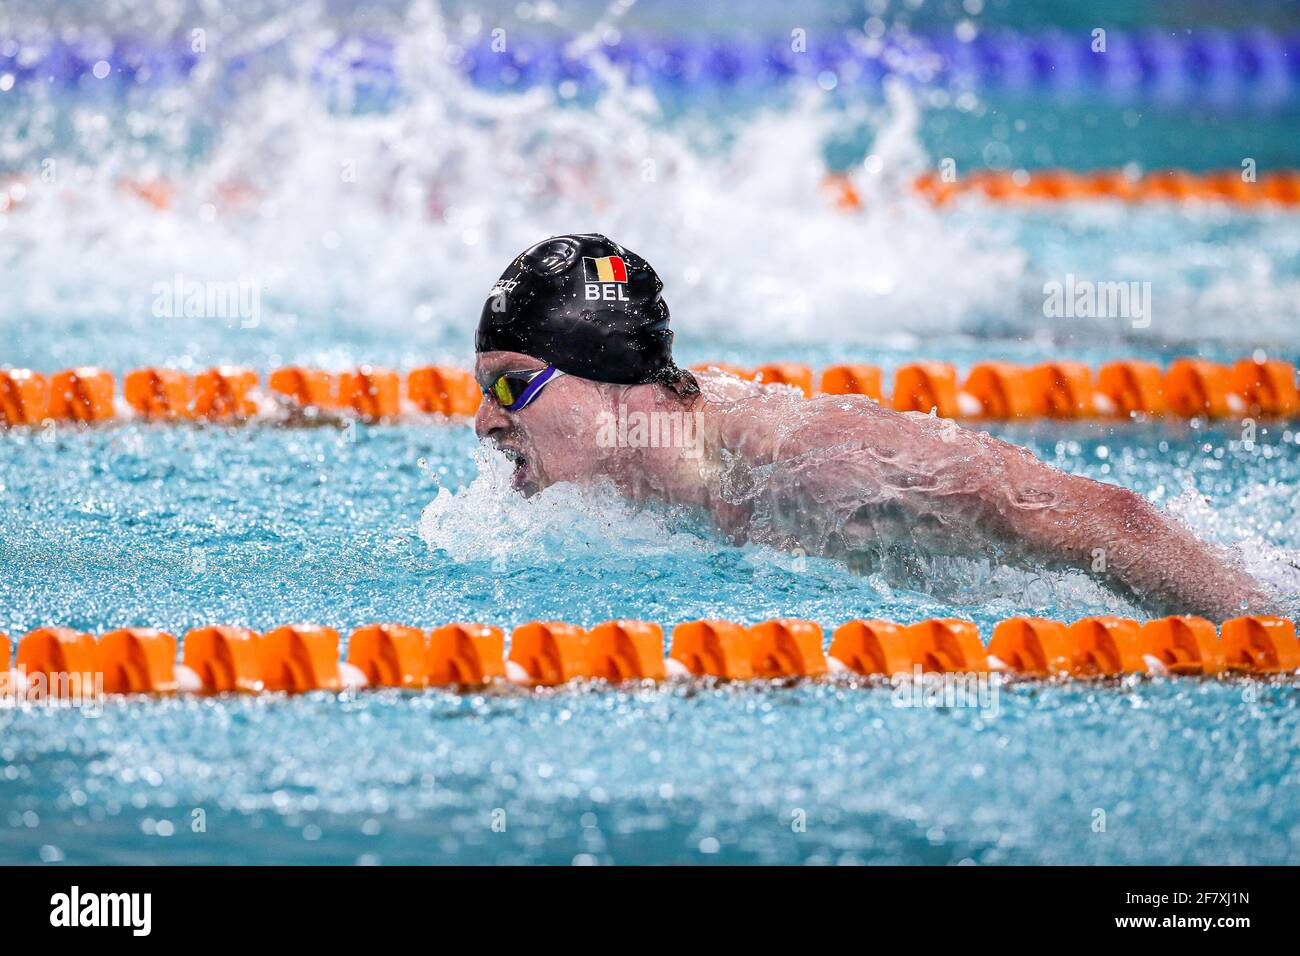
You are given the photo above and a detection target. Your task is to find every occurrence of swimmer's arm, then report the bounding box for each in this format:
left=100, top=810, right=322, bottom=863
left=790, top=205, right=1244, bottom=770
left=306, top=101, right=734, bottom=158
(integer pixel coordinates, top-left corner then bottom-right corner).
left=777, top=397, right=1269, bottom=619
left=987, top=449, right=1268, bottom=619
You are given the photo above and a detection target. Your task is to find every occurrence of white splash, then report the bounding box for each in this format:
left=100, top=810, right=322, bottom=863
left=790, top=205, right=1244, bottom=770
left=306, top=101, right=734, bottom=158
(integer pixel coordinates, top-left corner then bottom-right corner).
left=1166, top=486, right=1300, bottom=613
left=0, top=2, right=1021, bottom=354
left=2, top=1, right=1296, bottom=358
left=418, top=444, right=705, bottom=564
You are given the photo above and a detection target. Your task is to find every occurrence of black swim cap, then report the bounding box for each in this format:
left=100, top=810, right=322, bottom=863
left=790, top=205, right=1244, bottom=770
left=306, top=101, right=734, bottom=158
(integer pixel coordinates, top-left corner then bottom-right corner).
left=476, top=234, right=697, bottom=394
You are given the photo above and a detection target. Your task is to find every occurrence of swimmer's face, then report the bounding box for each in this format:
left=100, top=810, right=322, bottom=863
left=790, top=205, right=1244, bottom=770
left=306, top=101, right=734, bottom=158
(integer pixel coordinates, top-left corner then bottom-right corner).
left=474, top=350, right=609, bottom=497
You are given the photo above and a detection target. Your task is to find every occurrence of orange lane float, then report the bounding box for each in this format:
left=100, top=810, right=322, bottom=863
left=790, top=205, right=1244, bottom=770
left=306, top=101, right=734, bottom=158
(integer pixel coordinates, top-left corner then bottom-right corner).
left=407, top=366, right=481, bottom=416
left=1201, top=170, right=1258, bottom=204
left=1228, top=357, right=1300, bottom=418
left=669, top=620, right=754, bottom=680
left=1066, top=616, right=1147, bottom=676
left=1028, top=362, right=1097, bottom=418
left=988, top=617, right=1075, bottom=676
left=338, top=365, right=401, bottom=420
left=268, top=366, right=341, bottom=409
left=829, top=618, right=989, bottom=675
left=0, top=630, right=11, bottom=701
left=752, top=363, right=814, bottom=397
left=585, top=620, right=666, bottom=681
left=15, top=627, right=99, bottom=697
left=98, top=628, right=179, bottom=693
left=427, top=623, right=506, bottom=685
left=508, top=621, right=591, bottom=686
left=966, top=169, right=1017, bottom=201
left=1142, top=169, right=1201, bottom=202
left=893, top=362, right=960, bottom=418
left=819, top=364, right=883, bottom=400
left=1262, top=171, right=1300, bottom=204
left=260, top=624, right=342, bottom=692
left=911, top=170, right=958, bottom=205
left=904, top=619, right=990, bottom=673
left=1095, top=360, right=1166, bottom=417
left=1219, top=616, right=1300, bottom=674
left=747, top=619, right=827, bottom=678
left=346, top=623, right=428, bottom=689
left=1137, top=616, right=1223, bottom=676
left=820, top=172, right=863, bottom=210
left=48, top=367, right=115, bottom=422
left=181, top=625, right=263, bottom=693
left=827, top=619, right=913, bottom=676
left=124, top=367, right=195, bottom=419
left=1164, top=358, right=1236, bottom=418
left=193, top=366, right=259, bottom=419
left=972, top=170, right=1016, bottom=199
left=1078, top=170, right=1136, bottom=202
left=961, top=362, right=1039, bottom=419
left=0, top=369, right=50, bottom=425
left=1026, top=169, right=1084, bottom=200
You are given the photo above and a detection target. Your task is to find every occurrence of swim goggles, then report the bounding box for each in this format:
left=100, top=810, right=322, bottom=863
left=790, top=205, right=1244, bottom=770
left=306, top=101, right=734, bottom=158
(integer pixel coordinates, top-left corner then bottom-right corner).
left=482, top=365, right=565, bottom=412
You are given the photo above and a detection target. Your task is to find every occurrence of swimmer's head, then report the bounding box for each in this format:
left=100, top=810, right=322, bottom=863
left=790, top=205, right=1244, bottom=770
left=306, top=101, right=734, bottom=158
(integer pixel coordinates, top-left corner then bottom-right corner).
left=476, top=234, right=696, bottom=391
left=475, top=234, right=698, bottom=495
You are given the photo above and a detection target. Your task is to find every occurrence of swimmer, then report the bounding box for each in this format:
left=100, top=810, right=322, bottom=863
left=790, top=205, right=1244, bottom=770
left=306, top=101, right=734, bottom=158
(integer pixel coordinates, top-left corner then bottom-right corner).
left=474, top=234, right=1272, bottom=621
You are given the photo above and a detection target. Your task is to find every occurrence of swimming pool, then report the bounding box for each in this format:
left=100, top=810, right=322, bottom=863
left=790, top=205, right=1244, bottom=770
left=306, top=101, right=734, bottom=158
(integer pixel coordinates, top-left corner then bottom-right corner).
left=2, top=1, right=1299, bottom=865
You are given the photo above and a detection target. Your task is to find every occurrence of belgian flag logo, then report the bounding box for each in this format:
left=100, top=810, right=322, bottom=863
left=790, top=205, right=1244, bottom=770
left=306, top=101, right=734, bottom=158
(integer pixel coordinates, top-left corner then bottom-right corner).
left=583, top=255, right=628, bottom=283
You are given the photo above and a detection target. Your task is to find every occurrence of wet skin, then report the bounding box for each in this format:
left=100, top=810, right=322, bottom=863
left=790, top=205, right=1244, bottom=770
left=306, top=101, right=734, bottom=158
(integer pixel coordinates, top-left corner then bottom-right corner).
left=475, top=350, right=1273, bottom=621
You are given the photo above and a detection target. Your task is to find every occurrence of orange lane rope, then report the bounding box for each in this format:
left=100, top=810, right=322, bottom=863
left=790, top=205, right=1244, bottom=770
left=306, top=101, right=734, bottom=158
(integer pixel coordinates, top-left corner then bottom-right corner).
left=6, top=169, right=1298, bottom=217
left=2, top=356, right=1295, bottom=426
left=710, top=356, right=1300, bottom=419
left=823, top=168, right=1300, bottom=209
left=3, top=615, right=1297, bottom=696
left=5, top=169, right=1298, bottom=222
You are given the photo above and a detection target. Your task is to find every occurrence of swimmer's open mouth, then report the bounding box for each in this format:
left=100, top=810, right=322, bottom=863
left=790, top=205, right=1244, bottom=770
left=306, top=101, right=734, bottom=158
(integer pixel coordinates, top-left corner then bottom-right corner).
left=501, top=447, right=530, bottom=491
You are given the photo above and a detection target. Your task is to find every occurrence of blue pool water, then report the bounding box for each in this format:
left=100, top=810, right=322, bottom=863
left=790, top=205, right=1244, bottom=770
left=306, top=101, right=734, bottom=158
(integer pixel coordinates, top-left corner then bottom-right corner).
left=1, top=417, right=1298, bottom=865
left=4, top=677, right=1299, bottom=865
left=2, top=1, right=1300, bottom=864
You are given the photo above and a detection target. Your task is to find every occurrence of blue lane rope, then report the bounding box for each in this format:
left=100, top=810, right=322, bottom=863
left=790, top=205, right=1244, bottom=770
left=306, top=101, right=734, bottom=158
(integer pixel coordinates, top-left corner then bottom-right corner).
left=1, top=30, right=1298, bottom=100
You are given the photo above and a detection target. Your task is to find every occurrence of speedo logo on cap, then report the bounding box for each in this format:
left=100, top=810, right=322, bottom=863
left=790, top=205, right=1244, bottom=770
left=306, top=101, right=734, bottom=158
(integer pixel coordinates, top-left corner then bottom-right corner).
left=583, top=255, right=630, bottom=301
